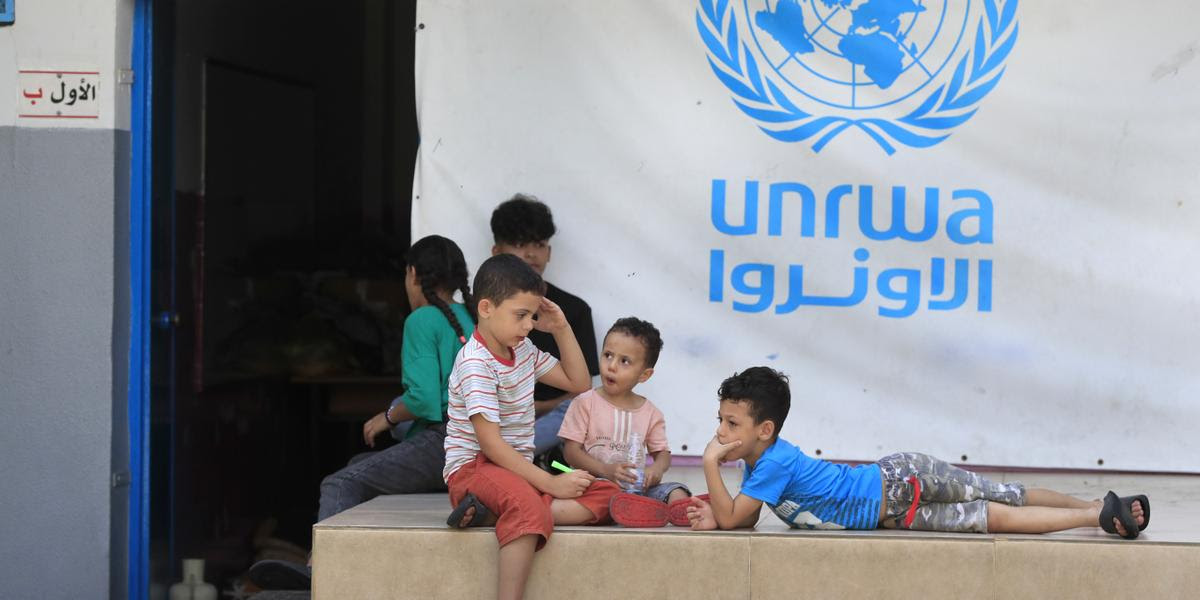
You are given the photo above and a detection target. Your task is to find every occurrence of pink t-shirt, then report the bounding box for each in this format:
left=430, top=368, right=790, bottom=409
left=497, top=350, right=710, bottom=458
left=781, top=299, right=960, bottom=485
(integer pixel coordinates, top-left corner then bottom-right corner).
left=557, top=389, right=669, bottom=464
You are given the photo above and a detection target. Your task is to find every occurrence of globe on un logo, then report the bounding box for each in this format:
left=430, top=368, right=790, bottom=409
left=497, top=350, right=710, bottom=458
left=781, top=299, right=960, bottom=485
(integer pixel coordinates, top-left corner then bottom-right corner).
left=697, top=0, right=1017, bottom=153
left=747, top=0, right=971, bottom=110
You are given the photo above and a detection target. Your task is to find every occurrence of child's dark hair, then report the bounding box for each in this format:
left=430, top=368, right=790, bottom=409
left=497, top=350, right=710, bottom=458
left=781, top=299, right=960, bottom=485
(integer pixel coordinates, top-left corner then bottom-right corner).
left=406, top=235, right=475, bottom=342
left=490, top=194, right=556, bottom=245
left=473, top=253, right=546, bottom=306
left=606, top=317, right=663, bottom=367
left=718, top=367, right=790, bottom=435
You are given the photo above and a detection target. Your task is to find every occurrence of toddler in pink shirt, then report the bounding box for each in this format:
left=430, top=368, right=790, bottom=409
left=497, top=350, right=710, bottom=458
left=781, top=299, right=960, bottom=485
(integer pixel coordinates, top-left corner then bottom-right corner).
left=557, top=317, right=692, bottom=526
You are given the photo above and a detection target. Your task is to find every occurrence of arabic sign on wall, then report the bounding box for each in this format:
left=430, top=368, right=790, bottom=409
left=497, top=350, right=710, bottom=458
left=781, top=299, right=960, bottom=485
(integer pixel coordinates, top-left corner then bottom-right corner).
left=17, top=70, right=100, bottom=119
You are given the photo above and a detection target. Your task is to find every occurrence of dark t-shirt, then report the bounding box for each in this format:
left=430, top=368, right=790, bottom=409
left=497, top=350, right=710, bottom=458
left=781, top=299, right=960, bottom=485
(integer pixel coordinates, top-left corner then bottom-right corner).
left=530, top=282, right=600, bottom=401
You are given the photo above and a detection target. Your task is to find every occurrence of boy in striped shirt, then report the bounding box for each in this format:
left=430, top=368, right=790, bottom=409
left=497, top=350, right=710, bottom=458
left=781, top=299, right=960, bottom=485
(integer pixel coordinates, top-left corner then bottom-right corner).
left=443, top=253, right=619, bottom=600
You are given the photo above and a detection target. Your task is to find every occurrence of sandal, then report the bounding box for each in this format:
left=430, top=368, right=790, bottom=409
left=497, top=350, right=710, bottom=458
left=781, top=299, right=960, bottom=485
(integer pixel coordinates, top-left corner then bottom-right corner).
left=610, top=493, right=668, bottom=528
left=667, top=494, right=710, bottom=527
left=446, top=493, right=492, bottom=528
left=1099, top=490, right=1144, bottom=539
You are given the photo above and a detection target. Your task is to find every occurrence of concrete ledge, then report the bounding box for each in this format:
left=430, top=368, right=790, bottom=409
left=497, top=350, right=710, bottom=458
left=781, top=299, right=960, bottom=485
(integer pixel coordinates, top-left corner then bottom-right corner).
left=995, top=539, right=1200, bottom=599
left=312, top=494, right=1199, bottom=600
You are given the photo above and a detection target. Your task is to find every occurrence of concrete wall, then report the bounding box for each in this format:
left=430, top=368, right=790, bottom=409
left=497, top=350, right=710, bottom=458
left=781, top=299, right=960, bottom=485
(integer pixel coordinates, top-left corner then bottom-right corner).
left=0, top=1, right=133, bottom=598
left=0, top=2, right=413, bottom=596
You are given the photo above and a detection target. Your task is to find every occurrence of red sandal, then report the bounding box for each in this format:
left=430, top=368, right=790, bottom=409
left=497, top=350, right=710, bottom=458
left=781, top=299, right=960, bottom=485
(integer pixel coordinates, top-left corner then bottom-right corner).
left=667, top=494, right=710, bottom=527
left=610, top=493, right=668, bottom=528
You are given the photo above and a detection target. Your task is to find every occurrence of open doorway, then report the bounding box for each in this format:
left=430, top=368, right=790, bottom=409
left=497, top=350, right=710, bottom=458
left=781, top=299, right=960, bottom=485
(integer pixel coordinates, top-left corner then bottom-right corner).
left=148, top=1, right=417, bottom=594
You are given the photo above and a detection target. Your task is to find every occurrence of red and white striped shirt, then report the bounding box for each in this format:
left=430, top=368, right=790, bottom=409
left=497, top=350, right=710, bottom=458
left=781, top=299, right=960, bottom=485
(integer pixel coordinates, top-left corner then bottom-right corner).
left=443, top=330, right=558, bottom=482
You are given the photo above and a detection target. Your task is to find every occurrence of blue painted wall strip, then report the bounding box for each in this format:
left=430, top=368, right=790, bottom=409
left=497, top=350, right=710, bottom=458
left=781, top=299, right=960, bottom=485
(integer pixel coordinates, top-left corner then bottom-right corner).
left=129, top=0, right=153, bottom=598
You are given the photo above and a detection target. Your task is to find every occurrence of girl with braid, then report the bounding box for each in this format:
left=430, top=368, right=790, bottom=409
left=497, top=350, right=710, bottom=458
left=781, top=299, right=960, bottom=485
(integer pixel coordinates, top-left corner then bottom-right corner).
left=249, top=235, right=475, bottom=591
left=360, top=234, right=475, bottom=448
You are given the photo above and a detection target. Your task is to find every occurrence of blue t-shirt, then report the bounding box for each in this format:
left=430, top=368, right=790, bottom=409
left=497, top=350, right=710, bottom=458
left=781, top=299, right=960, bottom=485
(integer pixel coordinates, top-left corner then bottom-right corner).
left=740, top=437, right=882, bottom=530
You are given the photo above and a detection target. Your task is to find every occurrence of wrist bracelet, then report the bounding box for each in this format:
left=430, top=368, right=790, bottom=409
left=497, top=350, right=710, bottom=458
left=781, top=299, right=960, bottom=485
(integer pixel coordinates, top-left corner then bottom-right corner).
left=383, top=406, right=398, bottom=426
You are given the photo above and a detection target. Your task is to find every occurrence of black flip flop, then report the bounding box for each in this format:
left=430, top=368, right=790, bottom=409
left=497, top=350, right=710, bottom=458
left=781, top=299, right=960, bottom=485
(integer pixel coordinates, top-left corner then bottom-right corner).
left=247, top=559, right=311, bottom=590
left=446, top=493, right=491, bottom=528
left=1099, top=490, right=1140, bottom=539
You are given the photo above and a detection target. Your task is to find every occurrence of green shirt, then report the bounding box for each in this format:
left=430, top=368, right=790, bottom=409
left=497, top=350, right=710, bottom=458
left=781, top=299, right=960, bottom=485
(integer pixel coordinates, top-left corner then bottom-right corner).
left=390, top=303, right=474, bottom=438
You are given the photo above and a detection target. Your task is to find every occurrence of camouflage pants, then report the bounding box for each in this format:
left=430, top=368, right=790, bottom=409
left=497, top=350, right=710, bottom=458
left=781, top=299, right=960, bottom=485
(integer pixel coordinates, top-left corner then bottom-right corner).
left=876, top=453, right=1026, bottom=534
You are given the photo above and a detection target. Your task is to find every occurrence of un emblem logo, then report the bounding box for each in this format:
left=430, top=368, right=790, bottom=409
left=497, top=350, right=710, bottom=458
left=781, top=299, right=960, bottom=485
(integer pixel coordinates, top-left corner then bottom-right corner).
left=697, top=0, right=1018, bottom=154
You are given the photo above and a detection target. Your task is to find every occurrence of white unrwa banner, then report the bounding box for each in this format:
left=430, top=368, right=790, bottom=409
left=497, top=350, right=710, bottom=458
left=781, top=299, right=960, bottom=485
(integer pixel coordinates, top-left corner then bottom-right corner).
left=413, top=0, right=1200, bottom=471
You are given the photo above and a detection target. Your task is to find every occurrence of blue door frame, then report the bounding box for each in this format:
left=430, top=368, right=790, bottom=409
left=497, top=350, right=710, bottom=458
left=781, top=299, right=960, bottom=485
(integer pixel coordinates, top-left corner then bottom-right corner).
left=129, top=0, right=153, bottom=598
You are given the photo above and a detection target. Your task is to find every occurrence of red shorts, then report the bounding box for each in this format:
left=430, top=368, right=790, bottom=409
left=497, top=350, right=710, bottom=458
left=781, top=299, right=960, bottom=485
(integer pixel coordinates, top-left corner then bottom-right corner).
left=447, top=453, right=619, bottom=550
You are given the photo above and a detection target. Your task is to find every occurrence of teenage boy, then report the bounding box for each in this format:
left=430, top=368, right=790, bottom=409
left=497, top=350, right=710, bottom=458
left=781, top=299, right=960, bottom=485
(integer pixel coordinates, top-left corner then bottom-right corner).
left=490, top=194, right=600, bottom=456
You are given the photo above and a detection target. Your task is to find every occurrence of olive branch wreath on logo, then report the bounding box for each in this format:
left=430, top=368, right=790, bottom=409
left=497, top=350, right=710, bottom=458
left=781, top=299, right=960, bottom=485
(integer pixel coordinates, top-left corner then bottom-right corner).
left=697, top=0, right=1019, bottom=154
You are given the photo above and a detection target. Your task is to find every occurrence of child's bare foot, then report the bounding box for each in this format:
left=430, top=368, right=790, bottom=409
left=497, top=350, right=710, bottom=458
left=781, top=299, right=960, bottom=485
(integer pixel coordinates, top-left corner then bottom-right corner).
left=455, top=504, right=498, bottom=527
left=1111, top=500, right=1145, bottom=537
left=457, top=505, right=476, bottom=527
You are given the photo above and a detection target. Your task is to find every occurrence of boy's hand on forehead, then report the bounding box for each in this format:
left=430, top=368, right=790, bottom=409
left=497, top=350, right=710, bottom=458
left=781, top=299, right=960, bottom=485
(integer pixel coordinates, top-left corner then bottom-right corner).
left=532, top=297, right=569, bottom=333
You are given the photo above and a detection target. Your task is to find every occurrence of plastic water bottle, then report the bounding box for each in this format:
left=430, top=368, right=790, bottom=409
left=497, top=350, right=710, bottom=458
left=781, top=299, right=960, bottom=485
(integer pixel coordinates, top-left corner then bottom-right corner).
left=624, top=432, right=645, bottom=492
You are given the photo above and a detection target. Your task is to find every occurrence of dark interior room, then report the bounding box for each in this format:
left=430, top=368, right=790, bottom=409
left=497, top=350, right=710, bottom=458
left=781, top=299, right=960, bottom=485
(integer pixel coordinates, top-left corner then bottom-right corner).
left=147, top=1, right=418, bottom=592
